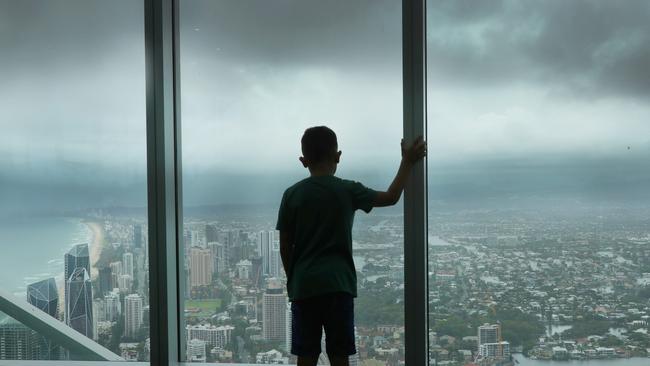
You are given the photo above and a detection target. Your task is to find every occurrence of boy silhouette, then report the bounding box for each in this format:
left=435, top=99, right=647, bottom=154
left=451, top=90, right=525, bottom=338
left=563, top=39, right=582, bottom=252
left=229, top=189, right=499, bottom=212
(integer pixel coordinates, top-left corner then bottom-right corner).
left=276, top=126, right=426, bottom=366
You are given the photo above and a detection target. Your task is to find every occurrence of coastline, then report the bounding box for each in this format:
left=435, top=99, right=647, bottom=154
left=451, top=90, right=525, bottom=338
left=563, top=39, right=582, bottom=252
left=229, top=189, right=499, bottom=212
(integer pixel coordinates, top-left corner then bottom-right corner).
left=84, top=219, right=105, bottom=279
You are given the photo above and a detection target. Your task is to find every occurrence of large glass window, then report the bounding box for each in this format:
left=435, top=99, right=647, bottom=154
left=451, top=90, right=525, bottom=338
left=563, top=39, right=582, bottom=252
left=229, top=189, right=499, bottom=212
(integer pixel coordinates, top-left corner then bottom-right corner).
left=427, top=1, right=650, bottom=365
left=180, top=0, right=404, bottom=364
left=0, top=0, right=149, bottom=361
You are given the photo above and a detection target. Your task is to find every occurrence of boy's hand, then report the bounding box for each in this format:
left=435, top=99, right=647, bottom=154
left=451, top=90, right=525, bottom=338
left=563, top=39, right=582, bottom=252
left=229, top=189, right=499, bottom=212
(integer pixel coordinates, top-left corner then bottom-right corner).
left=401, top=136, right=427, bottom=165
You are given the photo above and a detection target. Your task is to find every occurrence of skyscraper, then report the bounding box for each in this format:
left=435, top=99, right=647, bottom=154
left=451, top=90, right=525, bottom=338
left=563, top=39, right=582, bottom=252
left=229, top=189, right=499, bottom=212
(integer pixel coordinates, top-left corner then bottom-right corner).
left=285, top=302, right=291, bottom=353
left=186, top=324, right=234, bottom=350
left=269, top=241, right=282, bottom=278
left=263, top=282, right=287, bottom=341
left=27, top=278, right=58, bottom=319
left=125, top=294, right=143, bottom=338
left=208, top=242, right=225, bottom=274
left=0, top=316, right=41, bottom=360
left=186, top=339, right=207, bottom=362
left=205, top=224, right=218, bottom=243
left=478, top=323, right=500, bottom=346
left=26, top=278, right=61, bottom=360
left=109, top=261, right=123, bottom=290
left=189, top=247, right=213, bottom=288
left=258, top=231, right=274, bottom=276
left=123, top=252, right=134, bottom=278
left=98, top=266, right=112, bottom=296
left=133, top=224, right=143, bottom=248
left=118, top=274, right=133, bottom=293
left=104, top=290, right=121, bottom=322
left=64, top=243, right=90, bottom=315
left=66, top=267, right=93, bottom=339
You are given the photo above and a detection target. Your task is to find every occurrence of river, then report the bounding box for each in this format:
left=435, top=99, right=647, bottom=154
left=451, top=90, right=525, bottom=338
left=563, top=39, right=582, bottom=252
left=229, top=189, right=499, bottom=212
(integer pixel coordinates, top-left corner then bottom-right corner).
left=513, top=354, right=649, bottom=366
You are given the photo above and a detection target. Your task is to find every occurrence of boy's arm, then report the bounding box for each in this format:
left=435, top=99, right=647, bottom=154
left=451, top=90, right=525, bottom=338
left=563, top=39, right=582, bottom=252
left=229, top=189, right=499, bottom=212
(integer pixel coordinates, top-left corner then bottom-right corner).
left=279, top=230, right=293, bottom=276
left=374, top=136, right=426, bottom=207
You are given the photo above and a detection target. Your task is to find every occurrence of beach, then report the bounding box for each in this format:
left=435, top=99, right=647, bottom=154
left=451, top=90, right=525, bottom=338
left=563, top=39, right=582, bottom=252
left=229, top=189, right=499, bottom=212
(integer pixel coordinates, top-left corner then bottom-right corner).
left=85, top=220, right=105, bottom=279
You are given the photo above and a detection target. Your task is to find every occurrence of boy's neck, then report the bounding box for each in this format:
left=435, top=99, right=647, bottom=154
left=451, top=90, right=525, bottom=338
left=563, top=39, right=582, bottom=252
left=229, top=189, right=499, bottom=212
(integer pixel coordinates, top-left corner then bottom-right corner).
left=308, top=164, right=336, bottom=177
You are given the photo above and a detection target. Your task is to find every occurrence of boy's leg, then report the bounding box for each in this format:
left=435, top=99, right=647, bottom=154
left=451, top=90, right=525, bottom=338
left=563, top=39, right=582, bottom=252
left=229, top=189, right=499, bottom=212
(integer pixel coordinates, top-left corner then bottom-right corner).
left=297, top=356, right=320, bottom=366
left=327, top=355, right=350, bottom=366
left=323, top=293, right=356, bottom=366
left=291, top=299, right=323, bottom=363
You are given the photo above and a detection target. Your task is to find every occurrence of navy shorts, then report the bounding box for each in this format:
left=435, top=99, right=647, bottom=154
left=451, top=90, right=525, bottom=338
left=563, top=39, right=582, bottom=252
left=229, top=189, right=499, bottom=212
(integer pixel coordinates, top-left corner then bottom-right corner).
left=290, top=292, right=356, bottom=357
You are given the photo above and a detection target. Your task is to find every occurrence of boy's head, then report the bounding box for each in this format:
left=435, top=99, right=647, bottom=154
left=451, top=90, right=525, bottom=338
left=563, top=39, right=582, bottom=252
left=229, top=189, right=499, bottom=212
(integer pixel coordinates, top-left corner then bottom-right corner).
left=299, top=126, right=341, bottom=174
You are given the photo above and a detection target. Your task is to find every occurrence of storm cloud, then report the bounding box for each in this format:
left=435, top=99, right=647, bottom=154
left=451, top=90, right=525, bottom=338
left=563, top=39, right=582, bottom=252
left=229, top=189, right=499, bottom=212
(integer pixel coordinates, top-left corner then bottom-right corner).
left=427, top=0, right=650, bottom=98
left=1, top=0, right=649, bottom=212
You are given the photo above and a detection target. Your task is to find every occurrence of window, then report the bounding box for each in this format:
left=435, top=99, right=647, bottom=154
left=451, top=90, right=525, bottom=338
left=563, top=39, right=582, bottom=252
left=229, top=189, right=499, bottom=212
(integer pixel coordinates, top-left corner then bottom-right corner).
left=427, top=1, right=650, bottom=364
left=179, top=0, right=405, bottom=364
left=0, top=0, right=149, bottom=362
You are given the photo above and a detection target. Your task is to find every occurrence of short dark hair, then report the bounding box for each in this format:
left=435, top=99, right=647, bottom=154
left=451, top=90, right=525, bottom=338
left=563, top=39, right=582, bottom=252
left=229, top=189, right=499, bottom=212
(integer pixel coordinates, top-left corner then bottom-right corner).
left=301, top=126, right=338, bottom=164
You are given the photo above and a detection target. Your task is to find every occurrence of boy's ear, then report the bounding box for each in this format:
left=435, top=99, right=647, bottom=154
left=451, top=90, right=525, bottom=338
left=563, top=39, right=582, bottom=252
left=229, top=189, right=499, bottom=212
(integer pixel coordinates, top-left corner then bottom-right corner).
left=299, top=156, right=309, bottom=168
left=335, top=150, right=342, bottom=163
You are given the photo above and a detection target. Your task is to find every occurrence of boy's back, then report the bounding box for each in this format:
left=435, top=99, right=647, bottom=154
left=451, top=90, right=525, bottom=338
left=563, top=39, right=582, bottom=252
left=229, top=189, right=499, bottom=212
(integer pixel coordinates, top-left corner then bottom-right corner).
left=278, top=126, right=425, bottom=366
left=276, top=175, right=376, bottom=301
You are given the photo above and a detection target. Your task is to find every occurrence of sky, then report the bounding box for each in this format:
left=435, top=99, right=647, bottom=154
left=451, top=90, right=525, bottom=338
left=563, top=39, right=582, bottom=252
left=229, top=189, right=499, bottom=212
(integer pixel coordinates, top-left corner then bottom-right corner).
left=0, top=0, right=649, bottom=212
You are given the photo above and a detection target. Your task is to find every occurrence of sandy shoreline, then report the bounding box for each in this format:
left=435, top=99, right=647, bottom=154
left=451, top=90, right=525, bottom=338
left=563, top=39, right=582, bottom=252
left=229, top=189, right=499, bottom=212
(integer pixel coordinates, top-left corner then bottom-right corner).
left=85, top=220, right=105, bottom=279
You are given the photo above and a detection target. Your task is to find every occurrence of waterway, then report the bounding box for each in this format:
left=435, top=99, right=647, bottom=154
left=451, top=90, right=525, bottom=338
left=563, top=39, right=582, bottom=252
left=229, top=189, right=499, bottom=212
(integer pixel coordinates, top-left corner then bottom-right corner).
left=513, top=354, right=650, bottom=365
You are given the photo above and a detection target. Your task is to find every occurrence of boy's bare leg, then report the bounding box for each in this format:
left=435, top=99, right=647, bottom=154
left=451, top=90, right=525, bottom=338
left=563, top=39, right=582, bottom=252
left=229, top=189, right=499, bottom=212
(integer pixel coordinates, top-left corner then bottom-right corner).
left=297, top=356, right=319, bottom=366
left=327, top=355, right=350, bottom=366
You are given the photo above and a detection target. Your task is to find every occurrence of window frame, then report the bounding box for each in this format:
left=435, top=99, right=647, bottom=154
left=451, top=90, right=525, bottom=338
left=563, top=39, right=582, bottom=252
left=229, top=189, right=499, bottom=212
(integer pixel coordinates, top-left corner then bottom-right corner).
left=0, top=0, right=427, bottom=365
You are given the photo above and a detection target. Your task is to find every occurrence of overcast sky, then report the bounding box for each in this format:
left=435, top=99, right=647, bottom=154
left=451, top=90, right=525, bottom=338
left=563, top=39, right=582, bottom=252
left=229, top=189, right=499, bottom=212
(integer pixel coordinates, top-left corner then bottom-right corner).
left=1, top=0, right=649, bottom=210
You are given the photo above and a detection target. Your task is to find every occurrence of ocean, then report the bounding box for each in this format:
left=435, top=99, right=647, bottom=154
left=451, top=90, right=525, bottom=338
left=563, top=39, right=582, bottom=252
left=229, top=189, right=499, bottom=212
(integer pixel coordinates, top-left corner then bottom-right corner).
left=0, top=216, right=91, bottom=298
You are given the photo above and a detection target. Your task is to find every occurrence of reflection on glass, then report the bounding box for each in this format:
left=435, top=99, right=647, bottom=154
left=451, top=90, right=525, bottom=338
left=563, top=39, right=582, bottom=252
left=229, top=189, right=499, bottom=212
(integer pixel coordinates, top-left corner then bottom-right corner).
left=0, top=0, right=148, bottom=361
left=426, top=1, right=650, bottom=365
left=180, top=0, right=404, bottom=363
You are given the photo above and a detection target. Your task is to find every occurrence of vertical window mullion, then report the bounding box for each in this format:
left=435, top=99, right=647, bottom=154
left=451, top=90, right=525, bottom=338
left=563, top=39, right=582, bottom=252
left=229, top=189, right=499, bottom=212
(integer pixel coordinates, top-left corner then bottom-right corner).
left=145, top=0, right=182, bottom=365
left=402, top=0, right=428, bottom=365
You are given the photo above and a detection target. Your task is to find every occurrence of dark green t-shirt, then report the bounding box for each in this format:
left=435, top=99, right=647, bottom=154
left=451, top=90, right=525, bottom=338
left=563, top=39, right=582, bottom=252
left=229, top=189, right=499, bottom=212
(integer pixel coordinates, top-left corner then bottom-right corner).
left=276, top=175, right=377, bottom=301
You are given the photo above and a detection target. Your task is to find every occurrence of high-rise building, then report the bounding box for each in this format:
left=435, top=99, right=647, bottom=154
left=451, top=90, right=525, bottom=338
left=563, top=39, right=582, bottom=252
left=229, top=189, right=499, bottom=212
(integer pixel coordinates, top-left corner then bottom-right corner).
left=263, top=282, right=287, bottom=341
left=269, top=241, right=282, bottom=278
left=98, top=266, right=112, bottom=296
left=109, top=261, right=123, bottom=289
left=27, top=278, right=58, bottom=319
left=123, top=252, right=134, bottom=278
left=186, top=324, right=234, bottom=350
left=104, top=290, right=121, bottom=322
left=208, top=242, right=226, bottom=274
left=236, top=260, right=252, bottom=280
left=285, top=302, right=292, bottom=353
left=93, top=298, right=106, bottom=323
left=133, top=224, right=143, bottom=248
left=125, top=294, right=143, bottom=338
left=205, top=224, right=218, bottom=244
left=118, top=274, right=133, bottom=293
left=250, top=256, right=263, bottom=287
left=190, top=247, right=213, bottom=287
left=64, top=243, right=90, bottom=316
left=258, top=231, right=273, bottom=275
left=66, top=267, right=93, bottom=339
left=479, top=341, right=510, bottom=359
left=0, top=317, right=41, bottom=360
left=186, top=339, right=207, bottom=362
left=478, top=323, right=500, bottom=346
left=26, top=277, right=61, bottom=360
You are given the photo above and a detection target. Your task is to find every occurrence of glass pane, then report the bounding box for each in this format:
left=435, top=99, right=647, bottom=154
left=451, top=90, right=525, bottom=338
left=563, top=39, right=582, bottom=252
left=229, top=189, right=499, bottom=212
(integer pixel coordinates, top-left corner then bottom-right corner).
left=180, top=0, right=403, bottom=364
left=427, top=1, right=650, bottom=365
left=0, top=0, right=149, bottom=361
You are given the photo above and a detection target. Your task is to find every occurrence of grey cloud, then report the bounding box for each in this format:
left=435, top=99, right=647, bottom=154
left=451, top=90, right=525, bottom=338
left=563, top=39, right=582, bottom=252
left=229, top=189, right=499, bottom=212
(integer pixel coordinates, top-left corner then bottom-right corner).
left=181, top=0, right=401, bottom=72
left=427, top=0, right=650, bottom=98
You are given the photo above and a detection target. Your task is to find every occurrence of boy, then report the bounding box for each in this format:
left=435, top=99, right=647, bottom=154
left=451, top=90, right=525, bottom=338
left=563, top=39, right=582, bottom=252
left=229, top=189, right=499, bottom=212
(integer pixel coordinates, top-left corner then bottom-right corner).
left=276, top=126, right=426, bottom=366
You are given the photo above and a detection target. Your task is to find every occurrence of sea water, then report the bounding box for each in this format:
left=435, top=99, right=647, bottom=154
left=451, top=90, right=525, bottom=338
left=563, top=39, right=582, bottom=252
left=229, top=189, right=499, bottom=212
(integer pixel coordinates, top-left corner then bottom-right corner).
left=0, top=216, right=91, bottom=298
